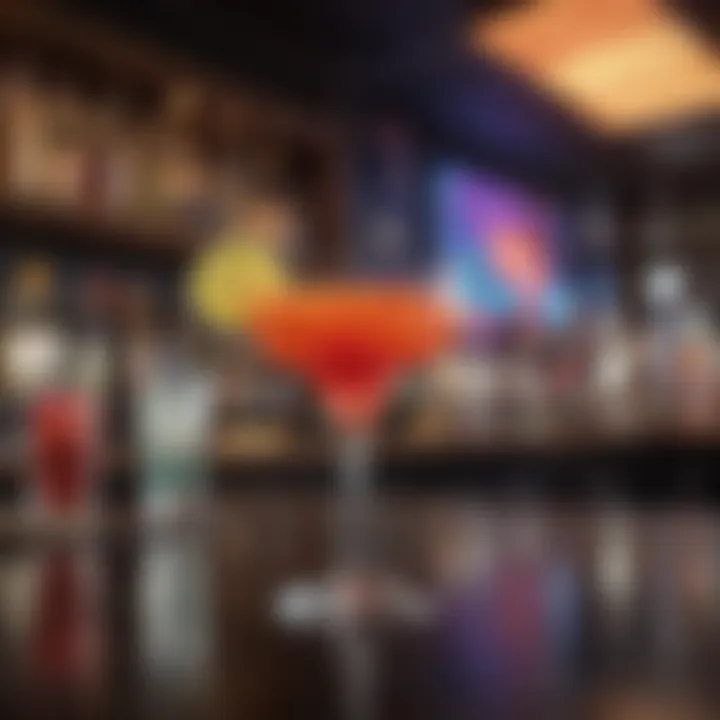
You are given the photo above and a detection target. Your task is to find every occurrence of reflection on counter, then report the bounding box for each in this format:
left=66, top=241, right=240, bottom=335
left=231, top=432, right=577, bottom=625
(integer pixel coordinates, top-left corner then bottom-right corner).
left=0, top=501, right=717, bottom=718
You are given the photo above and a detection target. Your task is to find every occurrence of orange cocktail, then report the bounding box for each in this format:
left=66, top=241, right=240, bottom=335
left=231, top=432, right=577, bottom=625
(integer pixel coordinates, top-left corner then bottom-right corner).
left=248, top=281, right=455, bottom=671
left=248, top=283, right=453, bottom=429
left=248, top=283, right=454, bottom=715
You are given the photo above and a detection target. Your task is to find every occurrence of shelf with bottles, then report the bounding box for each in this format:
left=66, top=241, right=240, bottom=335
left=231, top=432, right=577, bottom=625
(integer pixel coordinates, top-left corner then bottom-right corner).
left=0, top=418, right=719, bottom=494
left=0, top=65, right=299, bottom=256
left=0, top=252, right=179, bottom=428
left=206, top=311, right=720, bottom=469
left=0, top=1, right=343, bottom=265
left=0, top=0, right=335, bottom=148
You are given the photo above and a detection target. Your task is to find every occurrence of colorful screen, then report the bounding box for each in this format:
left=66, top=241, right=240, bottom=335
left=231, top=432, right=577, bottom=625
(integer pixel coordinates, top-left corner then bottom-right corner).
left=435, top=166, right=573, bottom=325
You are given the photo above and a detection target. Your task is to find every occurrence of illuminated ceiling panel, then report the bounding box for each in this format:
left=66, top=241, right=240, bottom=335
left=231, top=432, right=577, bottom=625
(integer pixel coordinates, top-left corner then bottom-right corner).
left=474, top=0, right=720, bottom=133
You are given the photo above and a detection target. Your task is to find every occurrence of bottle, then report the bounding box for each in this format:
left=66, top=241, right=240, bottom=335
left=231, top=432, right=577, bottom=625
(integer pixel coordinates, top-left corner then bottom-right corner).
left=41, top=85, right=86, bottom=208
left=132, top=324, right=215, bottom=520
left=72, top=269, right=113, bottom=465
left=133, top=124, right=166, bottom=225
left=676, top=305, right=717, bottom=428
left=155, top=80, right=207, bottom=230
left=78, top=101, right=123, bottom=216
left=104, top=100, right=139, bottom=219
left=592, top=310, right=634, bottom=431
left=0, top=259, right=98, bottom=517
left=1, top=258, right=67, bottom=403
left=1, top=66, right=46, bottom=201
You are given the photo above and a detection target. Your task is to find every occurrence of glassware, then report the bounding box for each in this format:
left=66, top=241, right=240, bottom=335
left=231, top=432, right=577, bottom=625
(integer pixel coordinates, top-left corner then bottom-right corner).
left=30, top=389, right=96, bottom=517
left=248, top=282, right=453, bottom=720
left=134, top=352, right=214, bottom=520
left=249, top=284, right=451, bottom=431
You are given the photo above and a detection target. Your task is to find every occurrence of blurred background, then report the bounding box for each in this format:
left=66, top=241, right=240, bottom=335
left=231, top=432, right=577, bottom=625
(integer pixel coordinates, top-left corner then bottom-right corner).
left=0, top=0, right=717, bottom=718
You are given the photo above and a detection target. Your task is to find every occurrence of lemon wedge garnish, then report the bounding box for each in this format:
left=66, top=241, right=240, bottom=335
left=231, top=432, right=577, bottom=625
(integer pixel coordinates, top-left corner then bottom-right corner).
left=187, top=235, right=288, bottom=331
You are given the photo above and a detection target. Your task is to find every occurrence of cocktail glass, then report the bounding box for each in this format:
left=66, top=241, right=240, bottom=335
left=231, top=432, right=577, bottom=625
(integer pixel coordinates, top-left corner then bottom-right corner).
left=248, top=282, right=453, bottom=719
left=249, top=284, right=452, bottom=433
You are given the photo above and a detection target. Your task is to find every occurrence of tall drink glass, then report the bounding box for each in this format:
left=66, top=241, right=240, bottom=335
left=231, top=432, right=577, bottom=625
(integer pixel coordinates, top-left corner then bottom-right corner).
left=134, top=355, right=214, bottom=520
left=30, top=389, right=96, bottom=517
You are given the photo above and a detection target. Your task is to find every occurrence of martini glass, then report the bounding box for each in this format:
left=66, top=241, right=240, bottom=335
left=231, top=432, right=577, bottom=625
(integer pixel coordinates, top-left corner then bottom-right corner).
left=248, top=283, right=453, bottom=719
left=249, top=284, right=452, bottom=427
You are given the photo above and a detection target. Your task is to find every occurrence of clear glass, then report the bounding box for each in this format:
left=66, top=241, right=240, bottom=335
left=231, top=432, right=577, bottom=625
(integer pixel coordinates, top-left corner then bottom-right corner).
left=134, top=357, right=214, bottom=520
left=335, top=429, right=375, bottom=720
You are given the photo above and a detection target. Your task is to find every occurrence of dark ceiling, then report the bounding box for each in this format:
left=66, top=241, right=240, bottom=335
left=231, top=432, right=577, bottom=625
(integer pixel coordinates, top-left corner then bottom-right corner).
left=671, top=0, right=720, bottom=44
left=49, top=0, right=716, bottom=190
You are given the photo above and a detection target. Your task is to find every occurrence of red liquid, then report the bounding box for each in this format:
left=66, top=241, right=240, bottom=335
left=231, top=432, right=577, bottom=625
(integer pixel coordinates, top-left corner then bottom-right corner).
left=32, top=392, right=93, bottom=511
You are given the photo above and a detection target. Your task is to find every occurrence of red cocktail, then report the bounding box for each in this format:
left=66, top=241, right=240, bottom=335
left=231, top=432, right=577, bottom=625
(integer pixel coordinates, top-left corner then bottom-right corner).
left=249, top=283, right=453, bottom=584
left=32, top=391, right=95, bottom=513
left=249, top=283, right=453, bottom=428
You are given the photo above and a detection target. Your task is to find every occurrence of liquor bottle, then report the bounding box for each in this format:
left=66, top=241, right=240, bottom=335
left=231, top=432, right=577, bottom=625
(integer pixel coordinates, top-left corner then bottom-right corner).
left=1, top=258, right=66, bottom=404
left=104, top=100, right=139, bottom=219
left=1, top=259, right=101, bottom=517
left=73, top=270, right=113, bottom=402
left=676, top=305, right=717, bottom=429
left=156, top=139, right=207, bottom=228
left=591, top=310, right=635, bottom=431
left=71, top=269, right=113, bottom=496
left=0, top=66, right=46, bottom=201
left=131, top=123, right=164, bottom=224
left=154, top=80, right=208, bottom=230
left=78, top=102, right=115, bottom=215
left=41, top=85, right=86, bottom=208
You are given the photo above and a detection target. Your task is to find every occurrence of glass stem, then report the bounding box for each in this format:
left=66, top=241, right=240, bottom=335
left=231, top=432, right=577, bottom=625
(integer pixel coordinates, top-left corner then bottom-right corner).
left=335, top=427, right=375, bottom=720
left=336, top=428, right=373, bottom=572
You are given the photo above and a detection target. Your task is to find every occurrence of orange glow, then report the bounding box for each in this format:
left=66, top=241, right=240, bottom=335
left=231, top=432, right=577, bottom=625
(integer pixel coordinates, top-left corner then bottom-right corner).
left=477, top=0, right=658, bottom=71
left=474, top=0, right=720, bottom=132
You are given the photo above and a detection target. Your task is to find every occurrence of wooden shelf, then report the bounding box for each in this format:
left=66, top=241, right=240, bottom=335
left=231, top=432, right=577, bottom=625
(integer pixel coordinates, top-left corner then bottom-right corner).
left=0, top=195, right=196, bottom=262
left=210, top=422, right=720, bottom=471
left=0, top=0, right=339, bottom=150
left=0, top=0, right=347, bottom=270
left=0, top=417, right=719, bottom=485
